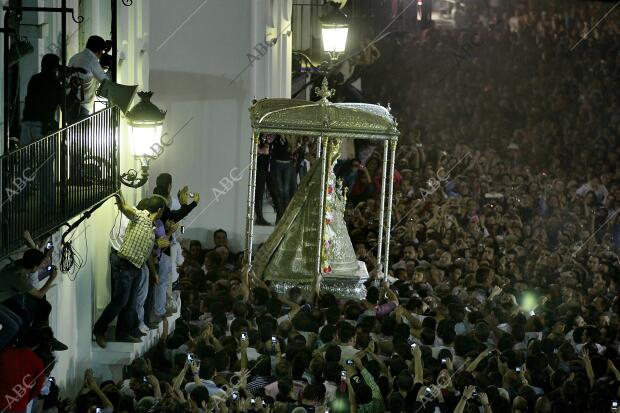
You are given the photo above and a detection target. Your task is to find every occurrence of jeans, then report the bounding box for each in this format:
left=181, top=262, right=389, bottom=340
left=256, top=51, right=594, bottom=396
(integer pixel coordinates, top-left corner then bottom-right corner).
left=93, top=252, right=141, bottom=338
left=143, top=279, right=155, bottom=325
left=274, top=161, right=294, bottom=212
left=19, top=121, right=56, bottom=209
left=135, top=264, right=149, bottom=328
left=0, top=304, right=22, bottom=350
left=154, top=253, right=172, bottom=317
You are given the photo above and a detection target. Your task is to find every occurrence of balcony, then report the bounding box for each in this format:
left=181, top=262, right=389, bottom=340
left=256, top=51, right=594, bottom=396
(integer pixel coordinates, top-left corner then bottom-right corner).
left=0, top=107, right=120, bottom=257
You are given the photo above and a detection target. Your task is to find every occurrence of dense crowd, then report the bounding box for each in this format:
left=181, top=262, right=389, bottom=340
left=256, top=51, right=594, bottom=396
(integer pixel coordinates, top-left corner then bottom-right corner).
left=2, top=1, right=620, bottom=412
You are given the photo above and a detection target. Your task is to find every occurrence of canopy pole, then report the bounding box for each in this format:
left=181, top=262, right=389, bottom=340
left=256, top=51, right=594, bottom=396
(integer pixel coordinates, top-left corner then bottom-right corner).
left=383, top=140, right=397, bottom=281
left=375, top=140, right=389, bottom=275
left=245, top=132, right=259, bottom=267
left=313, top=138, right=329, bottom=298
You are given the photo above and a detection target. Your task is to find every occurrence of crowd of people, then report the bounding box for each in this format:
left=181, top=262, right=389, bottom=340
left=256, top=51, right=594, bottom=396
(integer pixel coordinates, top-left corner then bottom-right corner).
left=2, top=0, right=620, bottom=412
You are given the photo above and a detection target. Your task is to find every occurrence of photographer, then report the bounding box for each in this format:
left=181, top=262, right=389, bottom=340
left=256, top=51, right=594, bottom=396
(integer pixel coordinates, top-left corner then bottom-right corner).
left=0, top=249, right=58, bottom=332
left=67, top=35, right=111, bottom=118
left=21, top=54, right=64, bottom=141
left=19, top=54, right=64, bottom=209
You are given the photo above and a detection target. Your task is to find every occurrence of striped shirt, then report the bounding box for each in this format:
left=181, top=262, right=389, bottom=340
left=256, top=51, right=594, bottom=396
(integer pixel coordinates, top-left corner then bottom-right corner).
left=118, top=208, right=155, bottom=268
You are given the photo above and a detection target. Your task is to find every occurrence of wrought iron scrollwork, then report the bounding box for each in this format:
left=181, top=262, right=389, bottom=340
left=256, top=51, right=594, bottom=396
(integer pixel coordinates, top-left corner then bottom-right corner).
left=70, top=9, right=85, bottom=23
left=120, top=164, right=150, bottom=188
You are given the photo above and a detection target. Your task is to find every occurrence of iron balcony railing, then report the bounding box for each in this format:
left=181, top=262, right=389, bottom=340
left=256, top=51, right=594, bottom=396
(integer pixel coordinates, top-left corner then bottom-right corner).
left=0, top=106, right=120, bottom=257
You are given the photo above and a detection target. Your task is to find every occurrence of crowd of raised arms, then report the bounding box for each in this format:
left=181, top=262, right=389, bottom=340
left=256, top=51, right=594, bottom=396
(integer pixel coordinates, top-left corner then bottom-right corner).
left=2, top=0, right=620, bottom=412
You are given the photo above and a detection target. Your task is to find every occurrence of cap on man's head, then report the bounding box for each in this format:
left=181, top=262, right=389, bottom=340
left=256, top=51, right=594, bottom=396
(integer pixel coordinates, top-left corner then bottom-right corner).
left=16, top=249, right=46, bottom=269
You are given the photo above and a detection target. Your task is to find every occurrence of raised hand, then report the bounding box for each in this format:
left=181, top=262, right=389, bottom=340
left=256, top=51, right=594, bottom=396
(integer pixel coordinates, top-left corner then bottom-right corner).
left=463, top=385, right=476, bottom=400
left=157, top=237, right=171, bottom=248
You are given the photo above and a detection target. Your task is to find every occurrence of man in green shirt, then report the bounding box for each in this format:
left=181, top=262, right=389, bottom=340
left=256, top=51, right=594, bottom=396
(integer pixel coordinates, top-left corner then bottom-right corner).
left=93, top=193, right=165, bottom=348
left=343, top=355, right=385, bottom=413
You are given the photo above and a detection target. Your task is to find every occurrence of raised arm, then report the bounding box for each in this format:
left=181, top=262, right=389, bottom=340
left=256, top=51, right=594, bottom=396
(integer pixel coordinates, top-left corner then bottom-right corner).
left=114, top=192, right=136, bottom=220
left=412, top=343, right=423, bottom=384
left=29, top=267, right=58, bottom=299
left=465, top=349, right=489, bottom=373
left=580, top=348, right=595, bottom=388
left=172, top=363, right=189, bottom=393
left=84, top=369, right=114, bottom=409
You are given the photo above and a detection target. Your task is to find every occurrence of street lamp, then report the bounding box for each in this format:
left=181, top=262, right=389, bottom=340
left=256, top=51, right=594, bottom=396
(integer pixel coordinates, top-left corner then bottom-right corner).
left=121, top=91, right=166, bottom=188
left=320, top=2, right=349, bottom=61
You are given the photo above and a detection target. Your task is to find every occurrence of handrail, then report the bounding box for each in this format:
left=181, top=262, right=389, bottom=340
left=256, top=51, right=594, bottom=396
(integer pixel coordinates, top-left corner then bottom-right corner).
left=0, top=106, right=120, bottom=259
left=0, top=107, right=117, bottom=159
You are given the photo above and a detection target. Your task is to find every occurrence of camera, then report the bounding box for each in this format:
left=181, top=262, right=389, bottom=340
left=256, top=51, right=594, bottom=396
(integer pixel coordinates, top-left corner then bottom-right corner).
left=143, top=376, right=148, bottom=384
left=346, top=359, right=354, bottom=366
left=47, top=265, right=52, bottom=271
left=231, top=392, right=239, bottom=401
left=250, top=398, right=256, bottom=405
left=410, top=343, right=417, bottom=349
left=262, top=401, right=266, bottom=407
left=96, top=408, right=102, bottom=413
left=441, top=358, right=447, bottom=365
left=425, top=387, right=432, bottom=394
left=48, top=377, right=55, bottom=383
left=271, top=335, right=277, bottom=345
left=187, top=353, right=193, bottom=364
left=99, top=40, right=114, bottom=70
left=181, top=225, right=185, bottom=234
left=472, top=387, right=478, bottom=397
left=189, top=192, right=195, bottom=198
left=46, top=241, right=53, bottom=249
left=515, top=367, right=521, bottom=372
left=340, top=371, right=346, bottom=380
left=612, top=400, right=618, bottom=411
left=241, top=332, right=248, bottom=341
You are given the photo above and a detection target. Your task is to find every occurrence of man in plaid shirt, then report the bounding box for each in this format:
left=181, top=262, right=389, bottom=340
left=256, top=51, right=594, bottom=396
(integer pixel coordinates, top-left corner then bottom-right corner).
left=93, top=193, right=165, bottom=348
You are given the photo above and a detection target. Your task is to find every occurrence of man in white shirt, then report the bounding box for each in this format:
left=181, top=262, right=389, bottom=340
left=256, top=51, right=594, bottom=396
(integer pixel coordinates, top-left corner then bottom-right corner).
left=575, top=177, right=608, bottom=204
left=68, top=35, right=110, bottom=117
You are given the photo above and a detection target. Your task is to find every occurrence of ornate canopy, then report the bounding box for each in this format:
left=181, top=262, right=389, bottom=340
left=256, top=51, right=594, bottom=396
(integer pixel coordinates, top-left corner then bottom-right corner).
left=249, top=87, right=399, bottom=141
left=244, top=78, right=399, bottom=299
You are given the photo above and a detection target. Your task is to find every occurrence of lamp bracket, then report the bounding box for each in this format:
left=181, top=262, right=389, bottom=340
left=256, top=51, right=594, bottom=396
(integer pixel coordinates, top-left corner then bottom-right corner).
left=120, top=164, right=149, bottom=188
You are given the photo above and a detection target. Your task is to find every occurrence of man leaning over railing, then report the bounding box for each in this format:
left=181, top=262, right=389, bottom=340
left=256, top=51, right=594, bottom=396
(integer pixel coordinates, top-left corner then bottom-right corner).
left=93, top=193, right=165, bottom=348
